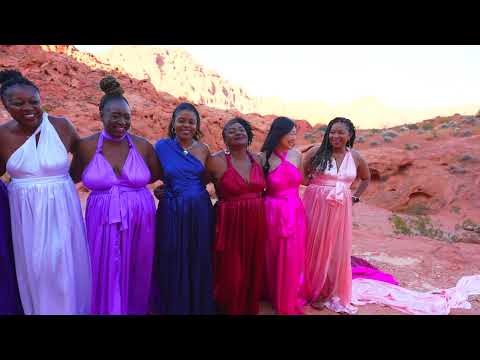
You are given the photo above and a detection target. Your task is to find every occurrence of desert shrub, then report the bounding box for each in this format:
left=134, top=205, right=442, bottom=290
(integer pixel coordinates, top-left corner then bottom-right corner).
left=459, top=154, right=475, bottom=162
left=382, top=130, right=399, bottom=138
left=405, top=203, right=429, bottom=216
left=422, top=123, right=434, bottom=131
left=450, top=206, right=461, bottom=214
left=390, top=214, right=412, bottom=235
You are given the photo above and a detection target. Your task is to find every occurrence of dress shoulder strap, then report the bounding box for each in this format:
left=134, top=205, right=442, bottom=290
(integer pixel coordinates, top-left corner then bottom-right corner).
left=96, top=132, right=105, bottom=153
left=225, top=151, right=233, bottom=168
left=273, top=149, right=287, bottom=162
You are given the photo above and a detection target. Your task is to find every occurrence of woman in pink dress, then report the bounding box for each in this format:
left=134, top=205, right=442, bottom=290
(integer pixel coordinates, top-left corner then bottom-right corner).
left=260, top=117, right=307, bottom=315
left=301, top=117, right=370, bottom=314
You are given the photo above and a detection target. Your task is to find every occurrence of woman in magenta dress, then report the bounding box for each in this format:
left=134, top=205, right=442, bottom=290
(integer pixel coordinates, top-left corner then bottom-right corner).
left=207, top=117, right=267, bottom=315
left=300, top=117, right=370, bottom=314
left=260, top=117, right=306, bottom=315
left=70, top=76, right=161, bottom=315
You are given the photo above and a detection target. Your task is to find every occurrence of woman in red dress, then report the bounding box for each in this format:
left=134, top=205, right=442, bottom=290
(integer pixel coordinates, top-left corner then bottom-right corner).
left=206, top=117, right=267, bottom=315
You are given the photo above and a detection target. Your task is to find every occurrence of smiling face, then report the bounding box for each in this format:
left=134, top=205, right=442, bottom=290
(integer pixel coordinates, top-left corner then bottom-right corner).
left=223, top=121, right=249, bottom=148
left=173, top=110, right=198, bottom=142
left=329, top=122, right=351, bottom=150
left=101, top=98, right=131, bottom=139
left=2, top=84, right=43, bottom=130
left=279, top=126, right=297, bottom=149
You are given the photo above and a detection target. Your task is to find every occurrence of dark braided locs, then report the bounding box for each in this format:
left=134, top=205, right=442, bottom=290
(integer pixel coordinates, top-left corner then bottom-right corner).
left=308, top=117, right=356, bottom=176
left=0, top=69, right=39, bottom=103
left=168, top=102, right=202, bottom=141
left=222, top=117, right=254, bottom=146
left=99, top=76, right=129, bottom=113
left=260, top=117, right=295, bottom=175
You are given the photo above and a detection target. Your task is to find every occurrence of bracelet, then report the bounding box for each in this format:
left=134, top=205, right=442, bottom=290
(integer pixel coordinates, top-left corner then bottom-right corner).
left=352, top=196, right=360, bottom=203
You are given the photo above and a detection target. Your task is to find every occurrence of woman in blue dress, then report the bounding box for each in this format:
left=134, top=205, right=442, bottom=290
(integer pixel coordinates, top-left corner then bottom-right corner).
left=149, top=102, right=215, bottom=315
left=0, top=180, right=23, bottom=315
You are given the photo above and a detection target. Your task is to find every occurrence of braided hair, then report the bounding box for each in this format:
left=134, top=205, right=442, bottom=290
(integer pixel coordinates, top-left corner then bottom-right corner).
left=99, top=76, right=129, bottom=113
left=260, top=117, right=295, bottom=174
left=168, top=102, right=202, bottom=140
left=308, top=117, right=356, bottom=175
left=222, top=117, right=254, bottom=146
left=0, top=69, right=39, bottom=103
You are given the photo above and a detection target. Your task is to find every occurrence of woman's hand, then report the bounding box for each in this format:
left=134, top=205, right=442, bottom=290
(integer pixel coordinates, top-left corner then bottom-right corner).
left=153, top=184, right=165, bottom=201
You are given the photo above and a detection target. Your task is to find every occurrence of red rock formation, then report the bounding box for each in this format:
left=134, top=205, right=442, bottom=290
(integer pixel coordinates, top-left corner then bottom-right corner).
left=0, top=45, right=312, bottom=153
left=297, top=115, right=480, bottom=226
left=100, top=46, right=258, bottom=114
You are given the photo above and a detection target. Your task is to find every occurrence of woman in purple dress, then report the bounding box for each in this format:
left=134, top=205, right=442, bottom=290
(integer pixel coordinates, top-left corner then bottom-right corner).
left=70, top=76, right=161, bottom=315
left=0, top=180, right=23, bottom=315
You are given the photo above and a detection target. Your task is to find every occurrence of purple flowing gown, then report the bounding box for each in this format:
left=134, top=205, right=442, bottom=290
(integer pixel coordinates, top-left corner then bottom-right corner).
left=82, top=132, right=156, bottom=315
left=0, top=180, right=23, bottom=314
left=351, top=256, right=399, bottom=285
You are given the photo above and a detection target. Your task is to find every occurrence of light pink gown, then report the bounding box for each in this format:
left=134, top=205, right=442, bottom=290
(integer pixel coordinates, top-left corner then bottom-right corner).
left=301, top=148, right=358, bottom=314
left=264, top=150, right=307, bottom=315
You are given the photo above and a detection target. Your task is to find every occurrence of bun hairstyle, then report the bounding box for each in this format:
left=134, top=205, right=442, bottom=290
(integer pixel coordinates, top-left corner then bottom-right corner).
left=0, top=69, right=23, bottom=84
left=0, top=69, right=39, bottom=101
left=98, top=75, right=129, bottom=112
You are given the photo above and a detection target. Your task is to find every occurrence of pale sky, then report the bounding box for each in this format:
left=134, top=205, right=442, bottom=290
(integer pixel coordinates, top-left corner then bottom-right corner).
left=75, top=45, right=480, bottom=111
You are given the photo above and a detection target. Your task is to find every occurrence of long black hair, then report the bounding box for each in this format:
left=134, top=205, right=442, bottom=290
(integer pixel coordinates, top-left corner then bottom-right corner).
left=0, top=69, right=39, bottom=104
left=168, top=102, right=202, bottom=140
left=308, top=117, right=356, bottom=175
left=222, top=117, right=254, bottom=146
left=260, top=117, right=295, bottom=174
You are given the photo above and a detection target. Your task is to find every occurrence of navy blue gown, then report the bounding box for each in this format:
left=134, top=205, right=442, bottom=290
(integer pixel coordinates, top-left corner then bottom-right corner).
left=149, top=139, right=215, bottom=314
left=0, top=180, right=23, bottom=315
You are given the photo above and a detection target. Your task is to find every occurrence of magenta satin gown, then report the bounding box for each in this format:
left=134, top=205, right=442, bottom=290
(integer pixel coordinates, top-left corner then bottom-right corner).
left=264, top=150, right=307, bottom=315
left=82, top=132, right=156, bottom=315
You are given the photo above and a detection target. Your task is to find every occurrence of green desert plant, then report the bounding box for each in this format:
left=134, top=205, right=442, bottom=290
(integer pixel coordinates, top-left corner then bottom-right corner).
left=404, top=143, right=420, bottom=151
left=390, top=214, right=412, bottom=235
left=421, top=123, right=434, bottom=131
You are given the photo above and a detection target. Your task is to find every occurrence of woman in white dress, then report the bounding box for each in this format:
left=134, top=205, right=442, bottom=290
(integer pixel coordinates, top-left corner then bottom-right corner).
left=0, top=70, right=91, bottom=315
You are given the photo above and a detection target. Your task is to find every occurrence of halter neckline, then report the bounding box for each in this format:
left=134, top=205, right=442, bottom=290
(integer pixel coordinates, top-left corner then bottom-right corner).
left=97, top=130, right=132, bottom=154
left=101, top=129, right=128, bottom=142
left=274, top=149, right=288, bottom=161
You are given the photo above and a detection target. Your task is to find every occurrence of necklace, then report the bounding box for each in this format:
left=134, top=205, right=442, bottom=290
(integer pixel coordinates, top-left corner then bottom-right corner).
left=177, top=139, right=197, bottom=155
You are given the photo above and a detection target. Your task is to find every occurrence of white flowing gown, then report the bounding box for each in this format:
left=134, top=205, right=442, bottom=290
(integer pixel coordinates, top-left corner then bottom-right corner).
left=6, top=113, right=91, bottom=315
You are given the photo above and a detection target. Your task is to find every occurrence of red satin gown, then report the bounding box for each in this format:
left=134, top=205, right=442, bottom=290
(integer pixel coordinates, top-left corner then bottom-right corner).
left=213, top=152, right=267, bottom=315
